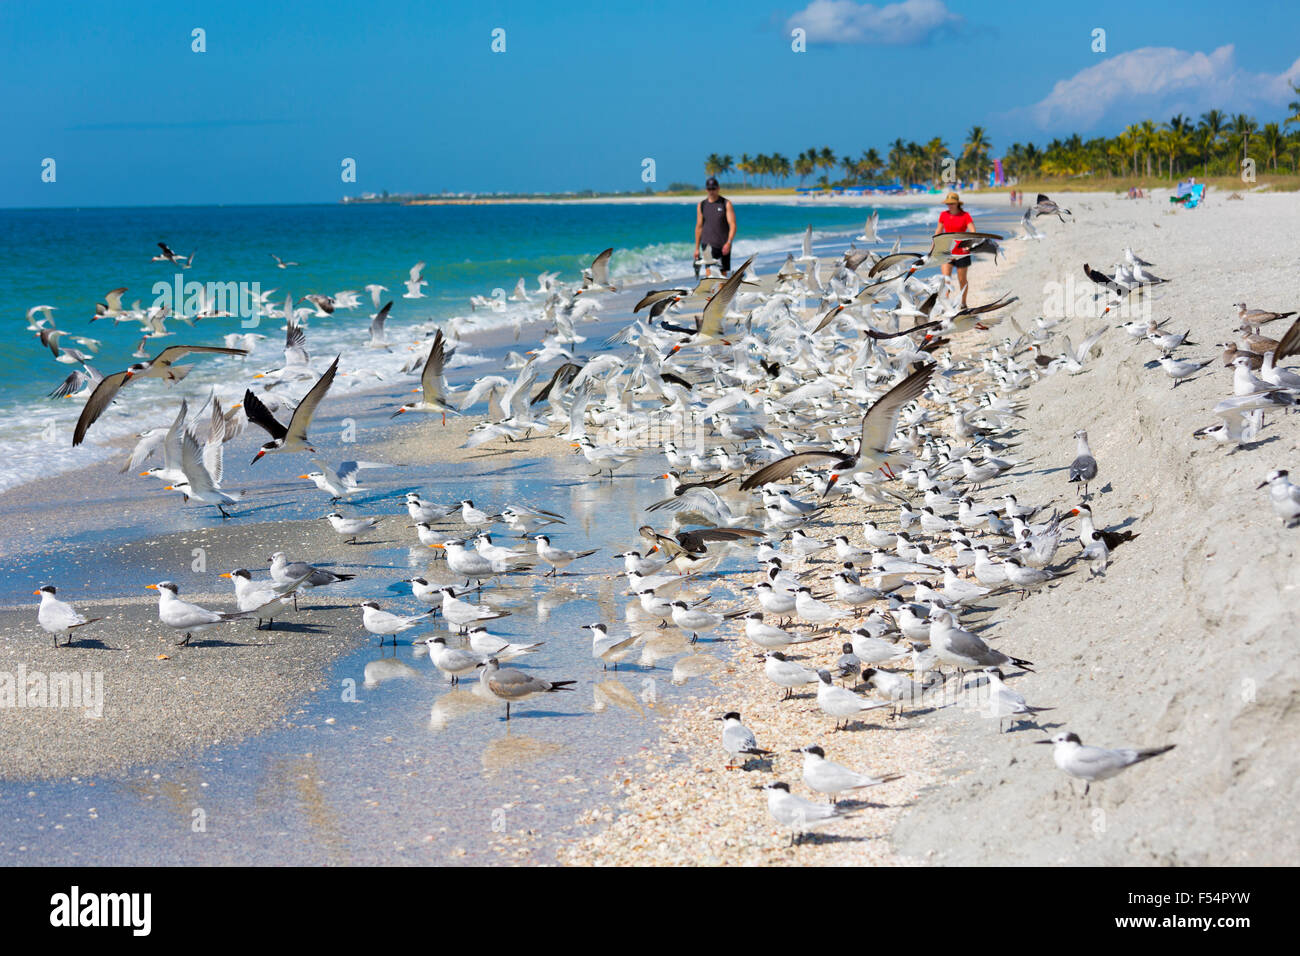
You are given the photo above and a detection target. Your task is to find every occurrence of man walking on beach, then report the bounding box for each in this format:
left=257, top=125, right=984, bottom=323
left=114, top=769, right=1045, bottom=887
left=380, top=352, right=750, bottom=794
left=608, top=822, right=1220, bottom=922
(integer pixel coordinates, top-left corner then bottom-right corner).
left=694, top=177, right=736, bottom=278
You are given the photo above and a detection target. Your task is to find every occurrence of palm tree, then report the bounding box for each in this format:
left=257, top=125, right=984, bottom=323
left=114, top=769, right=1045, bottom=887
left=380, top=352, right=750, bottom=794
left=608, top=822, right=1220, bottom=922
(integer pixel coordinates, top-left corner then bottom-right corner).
left=1260, top=122, right=1283, bottom=170
left=794, top=150, right=814, bottom=186
left=717, top=154, right=733, bottom=180
left=1233, top=113, right=1259, bottom=165
left=1286, top=81, right=1300, bottom=129
left=772, top=153, right=791, bottom=186
left=737, top=153, right=753, bottom=188
left=817, top=146, right=836, bottom=179
left=963, top=126, right=991, bottom=184
left=704, top=153, right=726, bottom=177
left=859, top=148, right=883, bottom=183
left=887, top=138, right=907, bottom=182
left=925, top=136, right=947, bottom=184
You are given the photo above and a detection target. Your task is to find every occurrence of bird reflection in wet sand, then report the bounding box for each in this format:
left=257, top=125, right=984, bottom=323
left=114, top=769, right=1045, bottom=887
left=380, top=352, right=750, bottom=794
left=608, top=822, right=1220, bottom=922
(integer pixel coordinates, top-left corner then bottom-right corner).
left=481, top=733, right=564, bottom=772
left=672, top=653, right=721, bottom=685
left=429, top=687, right=494, bottom=732
left=363, top=656, right=421, bottom=688
left=593, top=678, right=646, bottom=715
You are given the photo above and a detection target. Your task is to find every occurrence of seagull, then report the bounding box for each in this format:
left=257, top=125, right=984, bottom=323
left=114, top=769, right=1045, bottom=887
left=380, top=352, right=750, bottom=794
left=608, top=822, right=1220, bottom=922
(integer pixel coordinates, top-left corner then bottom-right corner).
left=403, top=262, right=428, bottom=298
left=578, top=247, right=616, bottom=293
left=166, top=430, right=241, bottom=517
left=1156, top=353, right=1212, bottom=388
left=534, top=535, right=598, bottom=576
left=668, top=255, right=757, bottom=349
left=1014, top=210, right=1046, bottom=241
left=795, top=744, right=903, bottom=803
left=1028, top=193, right=1072, bottom=222
left=1235, top=303, right=1295, bottom=326
left=420, top=636, right=486, bottom=683
left=218, top=569, right=303, bottom=629
left=741, top=364, right=934, bottom=491
left=391, top=330, right=456, bottom=423
left=815, top=670, right=893, bottom=730
left=367, top=301, right=393, bottom=349
left=322, top=512, right=382, bottom=543
left=1068, top=429, right=1098, bottom=498
left=359, top=601, right=433, bottom=646
left=928, top=608, right=1033, bottom=675
left=855, top=210, right=881, bottom=243
left=90, top=287, right=130, bottom=322
left=146, top=581, right=244, bottom=647
left=300, top=459, right=389, bottom=499
left=720, top=711, right=773, bottom=768
left=34, top=586, right=102, bottom=648
left=581, top=623, right=639, bottom=670
left=479, top=657, right=575, bottom=720
left=244, top=355, right=340, bottom=463
left=269, top=253, right=299, bottom=269
left=71, top=344, right=249, bottom=446
left=762, top=651, right=820, bottom=700
left=153, top=241, right=194, bottom=268
left=269, top=552, right=355, bottom=609
left=758, top=781, right=847, bottom=846
left=1036, top=732, right=1174, bottom=795
left=1257, top=469, right=1300, bottom=527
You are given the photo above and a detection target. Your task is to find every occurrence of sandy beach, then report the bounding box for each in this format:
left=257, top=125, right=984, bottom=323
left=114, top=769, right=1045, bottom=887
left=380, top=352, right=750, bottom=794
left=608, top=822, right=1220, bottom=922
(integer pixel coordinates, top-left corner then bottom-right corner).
left=559, top=188, right=1300, bottom=866
left=2, top=187, right=1294, bottom=867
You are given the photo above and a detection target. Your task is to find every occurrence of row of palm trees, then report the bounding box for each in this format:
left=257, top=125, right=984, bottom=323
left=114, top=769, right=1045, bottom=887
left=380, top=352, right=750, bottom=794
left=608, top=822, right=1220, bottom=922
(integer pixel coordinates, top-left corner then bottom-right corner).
left=702, top=90, right=1300, bottom=188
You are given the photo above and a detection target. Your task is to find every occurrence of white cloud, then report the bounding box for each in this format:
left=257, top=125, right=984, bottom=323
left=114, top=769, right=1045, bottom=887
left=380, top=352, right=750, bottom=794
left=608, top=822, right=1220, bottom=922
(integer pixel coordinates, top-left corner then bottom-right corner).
left=787, top=0, right=960, bottom=45
left=1020, top=45, right=1300, bottom=130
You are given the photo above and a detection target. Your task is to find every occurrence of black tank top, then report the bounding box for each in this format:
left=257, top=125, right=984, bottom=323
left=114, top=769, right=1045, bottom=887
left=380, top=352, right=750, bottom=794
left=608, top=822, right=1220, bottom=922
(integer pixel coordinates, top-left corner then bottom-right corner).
left=700, top=196, right=728, bottom=247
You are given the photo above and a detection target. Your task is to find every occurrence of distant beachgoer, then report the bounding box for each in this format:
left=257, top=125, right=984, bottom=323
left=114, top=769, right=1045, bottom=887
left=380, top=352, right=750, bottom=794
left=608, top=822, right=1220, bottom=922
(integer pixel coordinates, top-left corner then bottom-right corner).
left=936, top=190, right=976, bottom=307
left=694, top=177, right=736, bottom=278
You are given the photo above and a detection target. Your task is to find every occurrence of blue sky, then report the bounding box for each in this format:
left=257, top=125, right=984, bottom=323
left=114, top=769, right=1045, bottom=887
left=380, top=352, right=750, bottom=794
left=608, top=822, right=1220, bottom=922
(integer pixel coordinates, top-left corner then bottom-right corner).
left=2, top=0, right=1297, bottom=207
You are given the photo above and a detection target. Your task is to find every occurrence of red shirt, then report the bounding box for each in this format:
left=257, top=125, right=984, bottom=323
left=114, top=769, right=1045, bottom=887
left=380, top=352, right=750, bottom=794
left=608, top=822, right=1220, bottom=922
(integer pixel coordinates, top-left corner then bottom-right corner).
left=939, top=209, right=973, bottom=255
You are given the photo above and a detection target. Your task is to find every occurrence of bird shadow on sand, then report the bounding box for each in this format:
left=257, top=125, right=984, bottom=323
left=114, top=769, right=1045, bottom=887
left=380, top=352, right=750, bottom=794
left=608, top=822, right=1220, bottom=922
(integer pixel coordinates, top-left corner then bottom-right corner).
left=1001, top=718, right=1062, bottom=735
left=791, top=831, right=873, bottom=846
left=254, top=622, right=329, bottom=635
left=59, top=638, right=119, bottom=651
left=176, top=637, right=266, bottom=649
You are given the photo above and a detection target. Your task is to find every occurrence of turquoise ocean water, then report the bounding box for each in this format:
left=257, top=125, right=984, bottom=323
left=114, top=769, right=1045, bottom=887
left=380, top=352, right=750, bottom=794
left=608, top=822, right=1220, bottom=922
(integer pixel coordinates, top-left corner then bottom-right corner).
left=0, top=200, right=938, bottom=493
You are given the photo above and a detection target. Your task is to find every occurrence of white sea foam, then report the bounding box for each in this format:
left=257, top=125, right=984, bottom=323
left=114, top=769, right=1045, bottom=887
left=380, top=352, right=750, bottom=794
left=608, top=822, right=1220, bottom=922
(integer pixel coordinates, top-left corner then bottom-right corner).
left=0, top=210, right=938, bottom=496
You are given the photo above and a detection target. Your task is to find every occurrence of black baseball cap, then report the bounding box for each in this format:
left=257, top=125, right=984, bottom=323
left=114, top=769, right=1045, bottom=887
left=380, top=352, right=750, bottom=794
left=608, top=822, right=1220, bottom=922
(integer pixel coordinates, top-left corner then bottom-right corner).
left=705, top=177, right=719, bottom=189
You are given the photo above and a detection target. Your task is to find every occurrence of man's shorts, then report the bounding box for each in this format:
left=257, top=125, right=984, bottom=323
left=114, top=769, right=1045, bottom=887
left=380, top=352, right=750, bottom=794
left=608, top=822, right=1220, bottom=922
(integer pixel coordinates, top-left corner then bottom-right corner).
left=948, top=255, right=972, bottom=269
left=705, top=244, right=731, bottom=275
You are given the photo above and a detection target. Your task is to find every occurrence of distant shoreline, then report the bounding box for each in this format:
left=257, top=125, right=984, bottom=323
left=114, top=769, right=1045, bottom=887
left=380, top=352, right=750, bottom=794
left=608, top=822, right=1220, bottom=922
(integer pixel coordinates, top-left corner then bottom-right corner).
left=398, top=192, right=970, bottom=208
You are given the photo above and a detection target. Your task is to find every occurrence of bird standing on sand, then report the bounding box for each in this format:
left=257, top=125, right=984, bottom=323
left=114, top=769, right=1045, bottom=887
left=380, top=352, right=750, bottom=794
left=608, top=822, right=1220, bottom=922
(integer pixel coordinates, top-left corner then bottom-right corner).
left=758, top=781, right=847, bottom=846
left=1068, top=429, right=1098, bottom=498
left=35, top=586, right=102, bottom=648
left=147, top=581, right=244, bottom=647
left=721, top=711, right=773, bottom=768
left=1036, top=732, right=1174, bottom=795
left=795, top=744, right=903, bottom=803
left=1257, top=469, right=1300, bottom=527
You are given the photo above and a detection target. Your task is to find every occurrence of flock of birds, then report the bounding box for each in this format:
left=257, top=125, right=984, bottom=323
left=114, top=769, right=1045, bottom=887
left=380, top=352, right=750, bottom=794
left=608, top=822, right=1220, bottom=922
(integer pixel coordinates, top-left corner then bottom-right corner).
left=27, top=194, right=1300, bottom=846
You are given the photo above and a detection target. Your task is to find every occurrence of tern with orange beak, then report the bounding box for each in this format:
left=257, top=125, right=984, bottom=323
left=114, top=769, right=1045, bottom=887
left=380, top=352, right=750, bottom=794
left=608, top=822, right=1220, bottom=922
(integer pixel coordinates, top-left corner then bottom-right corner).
left=147, top=581, right=244, bottom=647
